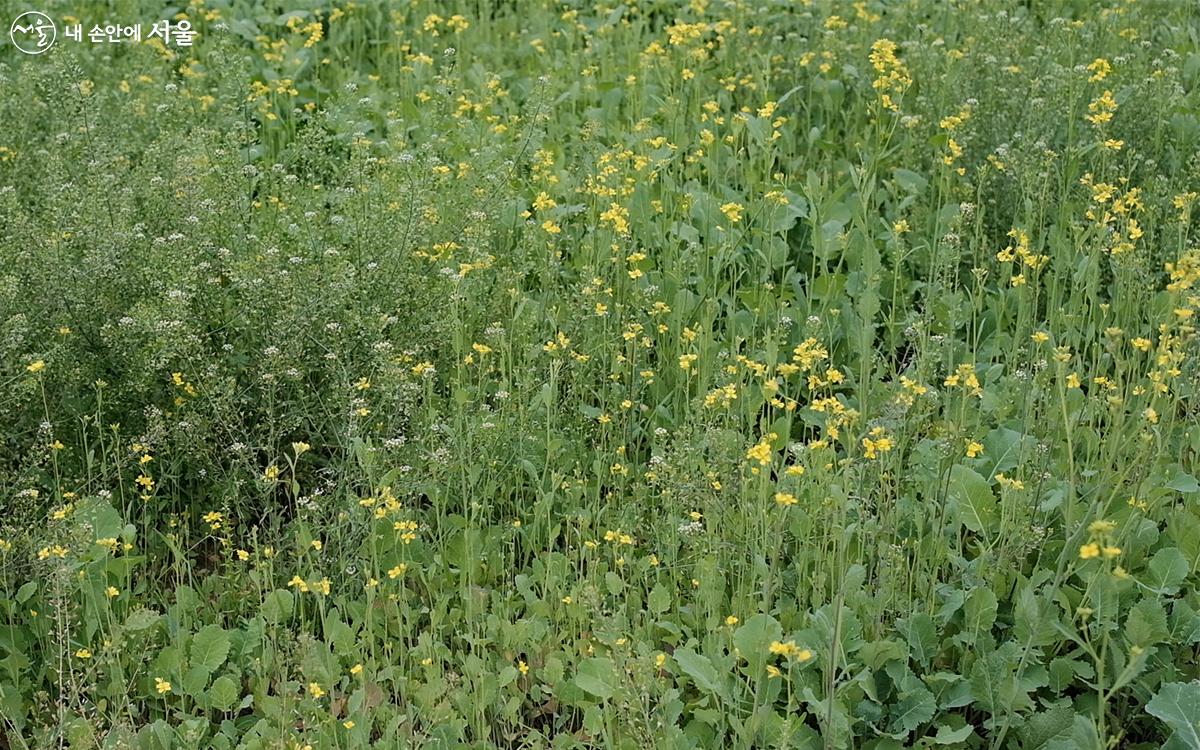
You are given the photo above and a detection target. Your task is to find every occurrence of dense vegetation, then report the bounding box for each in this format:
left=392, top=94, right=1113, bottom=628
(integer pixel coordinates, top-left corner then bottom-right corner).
left=2, top=0, right=1200, bottom=747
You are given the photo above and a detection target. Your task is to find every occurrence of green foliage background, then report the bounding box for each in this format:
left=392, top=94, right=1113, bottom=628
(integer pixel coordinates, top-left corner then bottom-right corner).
left=2, top=0, right=1200, bottom=748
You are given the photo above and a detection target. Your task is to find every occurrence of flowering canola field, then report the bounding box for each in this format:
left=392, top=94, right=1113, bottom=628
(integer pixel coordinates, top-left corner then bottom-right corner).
left=3, top=1, right=1200, bottom=748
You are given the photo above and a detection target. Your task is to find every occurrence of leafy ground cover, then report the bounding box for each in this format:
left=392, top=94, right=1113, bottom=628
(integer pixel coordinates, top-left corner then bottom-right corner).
left=2, top=0, right=1200, bottom=748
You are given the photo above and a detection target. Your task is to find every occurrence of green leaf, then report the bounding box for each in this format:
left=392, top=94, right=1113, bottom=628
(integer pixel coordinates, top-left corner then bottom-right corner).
left=859, top=639, right=908, bottom=670
left=931, top=722, right=974, bottom=744
left=1016, top=705, right=1075, bottom=749
left=1048, top=657, right=1091, bottom=693
left=574, top=657, right=616, bottom=700
left=300, top=640, right=337, bottom=686
left=151, top=646, right=183, bottom=683
left=949, top=465, right=997, bottom=534
left=897, top=613, right=938, bottom=668
left=14, top=582, right=37, bottom=604
left=0, top=683, right=26, bottom=732
left=76, top=497, right=124, bottom=541
left=1147, top=681, right=1200, bottom=750
left=981, top=428, right=1033, bottom=476
left=497, top=665, right=518, bottom=688
left=892, top=168, right=928, bottom=194
left=261, top=590, right=294, bottom=624
left=1126, top=599, right=1169, bottom=647
left=327, top=618, right=356, bottom=656
left=123, top=608, right=162, bottom=632
left=733, top=614, right=782, bottom=676
left=1166, top=471, right=1200, bottom=494
left=969, top=643, right=1029, bottom=715
left=670, top=220, right=700, bottom=244
left=1013, top=587, right=1058, bottom=647
left=1169, top=510, right=1200, bottom=567
left=960, top=587, right=998, bottom=645
left=673, top=647, right=728, bottom=700
left=208, top=675, right=240, bottom=712
left=191, top=625, right=231, bottom=671
left=182, top=664, right=210, bottom=696
left=648, top=583, right=671, bottom=615
left=889, top=687, right=935, bottom=735
left=1171, top=602, right=1200, bottom=645
left=768, top=199, right=807, bottom=234
left=1147, top=547, right=1189, bottom=595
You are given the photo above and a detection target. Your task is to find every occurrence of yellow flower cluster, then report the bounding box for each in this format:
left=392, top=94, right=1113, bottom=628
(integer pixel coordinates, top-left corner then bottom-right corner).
left=995, top=228, right=1048, bottom=286
left=1078, top=519, right=1122, bottom=561
left=869, top=39, right=912, bottom=112
left=861, top=427, right=893, bottom=460
left=768, top=640, right=813, bottom=662
left=944, top=363, right=982, bottom=397
left=1080, top=174, right=1143, bottom=256
left=603, top=529, right=635, bottom=546
left=1087, top=58, right=1112, bottom=82
left=791, top=338, right=829, bottom=372
left=703, top=383, right=739, bottom=408
left=894, top=376, right=928, bottom=406
left=288, top=575, right=332, bottom=595
left=1166, top=249, right=1200, bottom=294
left=1085, top=90, right=1117, bottom=126
left=37, top=545, right=68, bottom=560
left=746, top=434, right=777, bottom=466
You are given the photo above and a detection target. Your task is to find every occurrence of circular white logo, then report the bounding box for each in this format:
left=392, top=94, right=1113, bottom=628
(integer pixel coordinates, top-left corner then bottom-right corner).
left=10, top=11, right=56, bottom=54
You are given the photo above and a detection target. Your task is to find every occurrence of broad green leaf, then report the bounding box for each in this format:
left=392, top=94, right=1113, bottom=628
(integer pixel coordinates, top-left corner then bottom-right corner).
left=261, top=590, right=294, bottom=624
left=897, top=613, right=938, bottom=668
left=1016, top=705, right=1075, bottom=749
left=497, top=665, right=518, bottom=688
left=673, top=647, right=727, bottom=700
left=574, top=657, right=616, bottom=700
left=892, top=168, right=928, bottom=194
left=858, top=639, right=907, bottom=670
left=1013, top=587, right=1059, bottom=647
left=889, top=687, right=935, bottom=735
left=191, top=625, right=231, bottom=671
left=182, top=664, right=210, bottom=696
left=969, top=643, right=1030, bottom=715
left=981, top=428, right=1028, bottom=474
left=76, top=498, right=124, bottom=541
left=949, top=465, right=997, bottom=534
left=932, top=722, right=974, bottom=744
left=209, top=675, right=240, bottom=712
left=1126, top=599, right=1170, bottom=647
left=14, top=582, right=37, bottom=603
left=327, top=618, right=356, bottom=656
left=1148, top=547, right=1189, bottom=594
left=733, top=614, right=782, bottom=676
left=1166, top=471, right=1200, bottom=494
left=1147, top=681, right=1200, bottom=749
left=1169, top=510, right=1200, bottom=568
left=123, top=608, right=162, bottom=632
left=0, top=683, right=25, bottom=732
left=1171, top=602, right=1200, bottom=645
left=1048, top=657, right=1091, bottom=693
left=961, top=587, right=998, bottom=645
left=648, top=583, right=671, bottom=615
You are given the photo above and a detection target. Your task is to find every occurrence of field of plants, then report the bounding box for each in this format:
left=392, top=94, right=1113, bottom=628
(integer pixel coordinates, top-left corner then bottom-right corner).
left=2, top=0, right=1200, bottom=747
